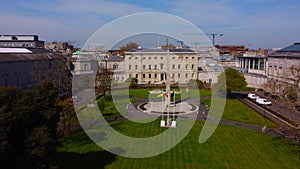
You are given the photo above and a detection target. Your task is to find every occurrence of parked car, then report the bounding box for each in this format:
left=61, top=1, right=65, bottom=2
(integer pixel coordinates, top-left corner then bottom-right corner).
left=248, top=93, right=259, bottom=99
left=264, top=92, right=270, bottom=96
left=271, top=95, right=280, bottom=99
left=256, top=98, right=272, bottom=106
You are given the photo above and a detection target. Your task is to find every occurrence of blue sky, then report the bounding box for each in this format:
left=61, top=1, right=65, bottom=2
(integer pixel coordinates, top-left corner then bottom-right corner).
left=1, top=0, right=299, bottom=49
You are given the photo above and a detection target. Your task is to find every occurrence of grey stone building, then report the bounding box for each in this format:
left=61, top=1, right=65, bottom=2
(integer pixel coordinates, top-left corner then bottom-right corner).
left=267, top=43, right=300, bottom=101
left=0, top=47, right=67, bottom=90
left=0, top=35, right=44, bottom=48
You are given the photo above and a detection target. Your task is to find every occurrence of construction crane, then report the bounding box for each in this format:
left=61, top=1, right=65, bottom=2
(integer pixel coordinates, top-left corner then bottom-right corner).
left=183, top=33, right=223, bottom=46
left=206, top=33, right=223, bottom=46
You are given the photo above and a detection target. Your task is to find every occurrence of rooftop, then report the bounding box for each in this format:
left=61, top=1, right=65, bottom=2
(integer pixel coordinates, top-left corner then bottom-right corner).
left=0, top=48, right=64, bottom=62
left=279, top=43, right=300, bottom=52
left=268, top=43, right=300, bottom=58
left=126, top=48, right=196, bottom=54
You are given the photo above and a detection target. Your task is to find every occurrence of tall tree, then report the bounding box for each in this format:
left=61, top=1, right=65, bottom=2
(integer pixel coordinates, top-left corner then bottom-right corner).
left=95, top=66, right=114, bottom=98
left=0, top=81, right=61, bottom=168
left=118, top=42, right=139, bottom=56
left=215, top=68, right=247, bottom=94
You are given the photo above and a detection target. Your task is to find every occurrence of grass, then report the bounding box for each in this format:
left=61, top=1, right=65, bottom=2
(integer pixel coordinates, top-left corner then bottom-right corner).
left=58, top=120, right=300, bottom=169
left=112, top=88, right=211, bottom=99
left=201, top=98, right=277, bottom=127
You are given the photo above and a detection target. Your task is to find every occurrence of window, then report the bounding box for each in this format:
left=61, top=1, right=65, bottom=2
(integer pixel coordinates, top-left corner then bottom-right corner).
left=143, top=65, right=146, bottom=69
left=172, top=64, right=175, bottom=69
left=160, top=73, right=165, bottom=80
left=143, top=74, right=146, bottom=78
left=154, top=74, right=157, bottom=78
left=149, top=65, right=151, bottom=69
left=149, top=57, right=151, bottom=60
left=129, top=74, right=132, bottom=78
left=172, top=57, right=175, bottom=59
left=161, top=57, right=163, bottom=60
left=149, top=74, right=152, bottom=78
left=186, top=57, right=188, bottom=60
left=129, top=57, right=131, bottom=60
left=178, top=73, right=181, bottom=78
left=178, top=64, right=180, bottom=69
left=192, top=57, right=195, bottom=59
left=154, top=64, right=157, bottom=69
left=192, top=73, right=194, bottom=78
left=113, top=64, right=118, bottom=69
left=185, top=73, right=188, bottom=78
left=192, top=64, right=194, bottom=69
left=135, top=57, right=138, bottom=60
left=160, top=64, right=164, bottom=69
left=186, top=64, right=188, bottom=69
left=135, top=65, right=138, bottom=69
left=143, top=57, right=145, bottom=59
left=172, top=73, right=175, bottom=78
left=154, top=57, right=157, bottom=60
left=84, top=64, right=88, bottom=70
left=129, top=65, right=132, bottom=69
left=135, top=74, right=138, bottom=78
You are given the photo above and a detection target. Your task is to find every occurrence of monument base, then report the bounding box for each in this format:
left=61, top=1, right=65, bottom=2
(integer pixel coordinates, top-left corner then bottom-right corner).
left=160, top=120, right=166, bottom=127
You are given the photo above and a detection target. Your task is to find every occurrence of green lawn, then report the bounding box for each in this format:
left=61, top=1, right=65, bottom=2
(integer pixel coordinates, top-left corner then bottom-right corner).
left=112, top=88, right=211, bottom=99
left=57, top=120, right=300, bottom=169
left=201, top=98, right=277, bottom=128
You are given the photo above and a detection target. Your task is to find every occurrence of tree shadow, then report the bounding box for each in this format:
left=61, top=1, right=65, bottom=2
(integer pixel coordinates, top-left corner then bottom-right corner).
left=56, top=151, right=118, bottom=169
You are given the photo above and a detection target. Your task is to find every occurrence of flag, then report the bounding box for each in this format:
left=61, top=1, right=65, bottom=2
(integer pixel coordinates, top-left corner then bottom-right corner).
left=157, top=93, right=163, bottom=97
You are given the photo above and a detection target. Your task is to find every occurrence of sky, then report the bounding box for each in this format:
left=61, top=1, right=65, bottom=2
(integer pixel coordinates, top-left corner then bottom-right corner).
left=1, top=0, right=299, bottom=49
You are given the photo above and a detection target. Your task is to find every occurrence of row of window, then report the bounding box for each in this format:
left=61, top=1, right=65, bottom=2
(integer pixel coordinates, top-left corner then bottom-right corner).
left=128, top=56, right=196, bottom=60
left=1, top=43, right=34, bottom=47
left=129, top=73, right=195, bottom=79
left=128, top=64, right=195, bottom=70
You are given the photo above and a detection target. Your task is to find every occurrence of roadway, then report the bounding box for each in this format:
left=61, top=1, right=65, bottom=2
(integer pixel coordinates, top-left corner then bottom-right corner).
left=239, top=92, right=300, bottom=129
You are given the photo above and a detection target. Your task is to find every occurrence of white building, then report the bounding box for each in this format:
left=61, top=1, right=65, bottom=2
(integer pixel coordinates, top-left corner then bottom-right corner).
left=236, top=51, right=268, bottom=88
left=124, top=48, right=198, bottom=84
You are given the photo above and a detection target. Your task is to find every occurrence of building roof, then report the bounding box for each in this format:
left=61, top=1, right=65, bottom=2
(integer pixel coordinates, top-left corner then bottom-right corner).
left=126, top=48, right=196, bottom=54
left=0, top=48, right=64, bottom=63
left=279, top=43, right=300, bottom=52
left=268, top=43, right=300, bottom=58
left=0, top=48, right=32, bottom=53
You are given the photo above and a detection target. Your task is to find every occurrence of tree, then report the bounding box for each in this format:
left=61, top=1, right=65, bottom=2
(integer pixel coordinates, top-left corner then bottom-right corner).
left=0, top=81, right=61, bottom=168
left=288, top=65, right=300, bottom=103
left=129, top=77, right=138, bottom=88
left=118, top=42, right=139, bottom=56
left=95, top=66, right=114, bottom=98
left=215, top=68, right=247, bottom=94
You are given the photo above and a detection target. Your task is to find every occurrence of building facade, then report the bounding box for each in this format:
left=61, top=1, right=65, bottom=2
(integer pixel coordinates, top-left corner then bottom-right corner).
left=0, top=35, right=44, bottom=48
left=267, top=43, right=300, bottom=101
left=236, top=51, right=268, bottom=88
left=124, top=48, right=198, bottom=84
left=0, top=47, right=67, bottom=90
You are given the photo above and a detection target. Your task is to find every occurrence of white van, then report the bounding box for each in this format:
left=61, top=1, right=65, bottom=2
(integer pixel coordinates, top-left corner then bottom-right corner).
left=248, top=93, right=259, bottom=99
left=256, top=98, right=272, bottom=106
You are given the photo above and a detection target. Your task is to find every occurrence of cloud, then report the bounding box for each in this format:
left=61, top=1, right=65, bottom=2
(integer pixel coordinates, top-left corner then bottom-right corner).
left=1, top=0, right=299, bottom=48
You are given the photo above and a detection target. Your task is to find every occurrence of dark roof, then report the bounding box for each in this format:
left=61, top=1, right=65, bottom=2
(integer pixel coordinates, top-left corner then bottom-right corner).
left=169, top=48, right=195, bottom=53
left=279, top=43, right=300, bottom=52
left=0, top=48, right=65, bottom=63
left=268, top=43, right=300, bottom=58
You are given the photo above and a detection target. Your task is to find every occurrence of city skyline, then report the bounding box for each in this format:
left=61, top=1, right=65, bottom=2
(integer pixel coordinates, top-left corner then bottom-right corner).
left=1, top=0, right=299, bottom=49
